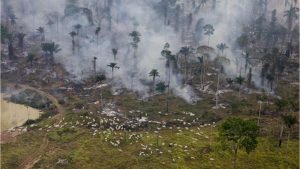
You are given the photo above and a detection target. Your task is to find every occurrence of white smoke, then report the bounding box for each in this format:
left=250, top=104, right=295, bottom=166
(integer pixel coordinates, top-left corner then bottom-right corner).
left=2, top=0, right=288, bottom=102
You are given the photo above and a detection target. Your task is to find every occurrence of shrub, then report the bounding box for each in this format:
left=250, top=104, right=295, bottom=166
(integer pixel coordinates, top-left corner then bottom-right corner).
left=23, top=119, right=36, bottom=125
left=95, top=74, right=106, bottom=82
left=58, top=99, right=65, bottom=105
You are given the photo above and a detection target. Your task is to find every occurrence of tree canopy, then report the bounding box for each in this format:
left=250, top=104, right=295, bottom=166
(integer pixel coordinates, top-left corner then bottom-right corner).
left=218, top=117, right=259, bottom=154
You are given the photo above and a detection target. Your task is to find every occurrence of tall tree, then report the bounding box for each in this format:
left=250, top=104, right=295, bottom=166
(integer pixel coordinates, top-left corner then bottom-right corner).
left=92, top=57, right=97, bottom=74
left=260, top=63, right=269, bottom=86
left=218, top=118, right=259, bottom=169
left=129, top=31, right=141, bottom=55
left=106, top=0, right=113, bottom=31
left=27, top=53, right=35, bottom=66
left=7, top=33, right=15, bottom=60
left=174, top=5, right=180, bottom=32
left=265, top=9, right=278, bottom=48
left=36, top=27, right=45, bottom=41
left=266, top=74, right=274, bottom=91
left=112, top=48, right=118, bottom=61
left=69, top=31, right=77, bottom=54
left=1, top=25, right=9, bottom=43
left=197, top=56, right=205, bottom=88
left=226, top=78, right=234, bottom=87
left=41, top=42, right=61, bottom=65
left=246, top=68, right=252, bottom=87
left=73, top=24, right=82, bottom=35
left=161, top=43, right=174, bottom=113
left=216, top=43, right=228, bottom=56
left=159, top=0, right=170, bottom=25
left=8, top=13, right=17, bottom=28
left=179, top=46, right=193, bottom=80
left=129, top=30, right=141, bottom=62
left=149, top=69, right=160, bottom=90
left=236, top=34, right=249, bottom=50
left=129, top=30, right=141, bottom=88
left=284, top=6, right=299, bottom=39
left=107, top=62, right=120, bottom=79
left=73, top=24, right=82, bottom=53
left=235, top=76, right=245, bottom=98
left=195, top=18, right=204, bottom=45
left=255, top=15, right=267, bottom=41
left=284, top=6, right=299, bottom=58
left=203, top=24, right=214, bottom=46
left=214, top=56, right=230, bottom=107
left=17, top=32, right=26, bottom=50
left=281, top=114, right=297, bottom=158
left=95, top=26, right=101, bottom=45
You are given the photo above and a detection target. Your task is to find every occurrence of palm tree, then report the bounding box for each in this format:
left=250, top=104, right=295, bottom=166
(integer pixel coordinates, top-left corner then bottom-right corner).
left=36, top=27, right=45, bottom=41
left=129, top=31, right=141, bottom=53
left=197, top=56, right=204, bottom=68
left=197, top=56, right=204, bottom=88
left=7, top=33, right=15, bottom=60
left=161, top=43, right=176, bottom=73
left=179, top=46, right=193, bottom=80
left=92, top=57, right=97, bottom=74
left=161, top=43, right=171, bottom=58
left=216, top=43, right=228, bottom=56
left=266, top=74, right=274, bottom=91
left=203, top=24, right=214, bottom=46
left=226, top=78, right=234, bottom=87
left=149, top=69, right=160, bottom=89
left=161, top=43, right=174, bottom=113
left=73, top=24, right=82, bottom=35
left=260, top=63, right=269, bottom=86
left=17, top=32, right=26, bottom=50
left=284, top=6, right=299, bottom=38
left=156, top=81, right=168, bottom=115
left=27, top=53, right=35, bottom=66
left=112, top=48, right=118, bottom=61
left=95, top=26, right=101, bottom=45
left=41, top=42, right=61, bottom=65
left=8, top=13, right=17, bottom=28
left=246, top=67, right=252, bottom=87
left=235, top=76, right=245, bottom=98
left=73, top=24, right=82, bottom=52
left=69, top=31, right=77, bottom=54
left=129, top=31, right=141, bottom=88
left=107, top=62, right=120, bottom=79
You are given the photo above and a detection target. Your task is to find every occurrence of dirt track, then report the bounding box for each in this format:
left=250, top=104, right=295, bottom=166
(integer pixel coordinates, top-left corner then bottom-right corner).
left=1, top=83, right=67, bottom=168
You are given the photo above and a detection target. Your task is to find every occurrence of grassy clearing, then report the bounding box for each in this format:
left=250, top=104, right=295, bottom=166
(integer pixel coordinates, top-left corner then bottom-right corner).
left=1, top=131, right=45, bottom=169
left=1, top=124, right=298, bottom=169
left=1, top=61, right=299, bottom=169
